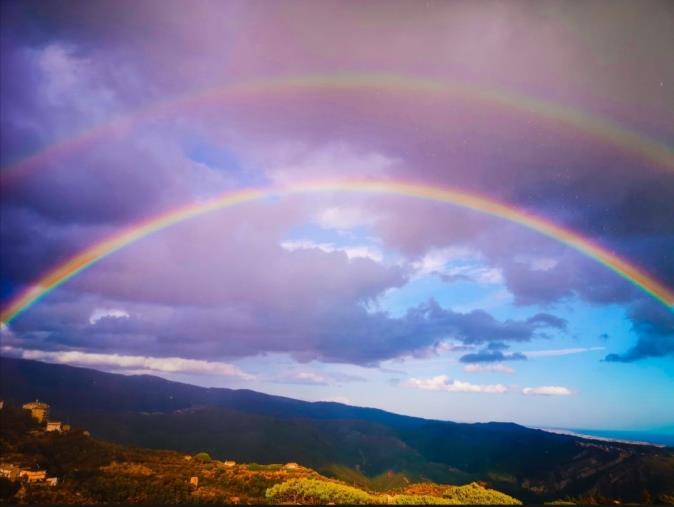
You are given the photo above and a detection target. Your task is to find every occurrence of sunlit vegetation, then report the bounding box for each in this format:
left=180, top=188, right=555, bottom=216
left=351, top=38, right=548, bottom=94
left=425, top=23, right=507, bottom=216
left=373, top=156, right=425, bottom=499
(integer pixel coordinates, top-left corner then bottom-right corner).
left=264, top=477, right=522, bottom=505
left=247, top=463, right=283, bottom=471
left=266, top=478, right=375, bottom=504
left=442, top=482, right=522, bottom=504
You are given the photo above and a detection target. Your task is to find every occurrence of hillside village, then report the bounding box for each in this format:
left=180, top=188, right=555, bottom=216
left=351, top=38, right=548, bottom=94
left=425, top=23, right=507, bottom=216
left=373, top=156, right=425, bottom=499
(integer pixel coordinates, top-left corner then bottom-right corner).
left=1, top=400, right=65, bottom=488
left=0, top=398, right=524, bottom=504
left=0, top=398, right=322, bottom=503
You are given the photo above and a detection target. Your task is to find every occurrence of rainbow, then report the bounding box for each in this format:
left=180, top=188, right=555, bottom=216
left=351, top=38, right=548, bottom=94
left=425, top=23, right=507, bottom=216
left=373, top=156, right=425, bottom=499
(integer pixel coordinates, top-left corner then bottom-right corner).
left=1, top=179, right=672, bottom=324
left=2, top=72, right=674, bottom=185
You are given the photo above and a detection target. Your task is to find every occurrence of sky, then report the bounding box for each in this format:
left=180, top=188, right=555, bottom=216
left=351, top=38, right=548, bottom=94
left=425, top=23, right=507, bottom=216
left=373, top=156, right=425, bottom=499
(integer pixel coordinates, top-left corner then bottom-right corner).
left=0, top=0, right=673, bottom=432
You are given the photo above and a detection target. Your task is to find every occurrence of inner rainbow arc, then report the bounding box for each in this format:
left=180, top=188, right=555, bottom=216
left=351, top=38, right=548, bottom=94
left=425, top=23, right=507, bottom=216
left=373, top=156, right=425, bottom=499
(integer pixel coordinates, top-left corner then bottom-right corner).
left=1, top=179, right=672, bottom=325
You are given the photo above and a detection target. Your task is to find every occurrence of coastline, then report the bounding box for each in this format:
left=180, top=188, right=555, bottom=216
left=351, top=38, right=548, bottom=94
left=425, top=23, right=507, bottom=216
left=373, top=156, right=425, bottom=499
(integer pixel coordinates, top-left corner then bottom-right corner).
left=537, top=427, right=670, bottom=448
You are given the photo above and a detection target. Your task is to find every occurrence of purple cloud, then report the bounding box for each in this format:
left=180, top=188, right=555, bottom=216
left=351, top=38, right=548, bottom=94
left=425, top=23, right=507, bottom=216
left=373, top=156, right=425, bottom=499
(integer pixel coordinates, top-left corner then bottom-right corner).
left=1, top=0, right=673, bottom=367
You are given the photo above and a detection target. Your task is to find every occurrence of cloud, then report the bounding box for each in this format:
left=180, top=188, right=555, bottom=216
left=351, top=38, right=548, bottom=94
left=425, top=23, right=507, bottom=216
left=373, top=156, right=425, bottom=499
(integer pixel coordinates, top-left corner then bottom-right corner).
left=272, top=369, right=365, bottom=385
left=268, top=144, right=398, bottom=184
left=463, top=363, right=515, bottom=374
left=522, top=386, right=573, bottom=396
left=411, top=247, right=473, bottom=276
left=8, top=283, right=568, bottom=366
left=315, top=206, right=377, bottom=231
left=525, top=257, right=560, bottom=272
left=406, top=375, right=508, bottom=394
left=2, top=346, right=254, bottom=380
left=525, top=313, right=568, bottom=331
left=1, top=0, right=672, bottom=378
left=604, top=299, right=674, bottom=362
left=89, top=307, right=130, bottom=325
left=408, top=247, right=503, bottom=285
left=275, top=371, right=330, bottom=385
left=460, top=341, right=529, bottom=363
left=280, top=239, right=383, bottom=263
left=460, top=350, right=526, bottom=364
left=433, top=341, right=475, bottom=354
left=525, top=347, right=605, bottom=358
left=439, top=266, right=503, bottom=285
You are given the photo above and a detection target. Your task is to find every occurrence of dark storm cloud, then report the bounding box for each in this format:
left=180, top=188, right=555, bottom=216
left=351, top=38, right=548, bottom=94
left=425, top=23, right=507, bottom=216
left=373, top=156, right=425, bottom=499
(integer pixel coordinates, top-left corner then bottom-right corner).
left=8, top=296, right=566, bottom=366
left=604, top=300, right=674, bottom=362
left=298, top=301, right=565, bottom=364
left=493, top=249, right=641, bottom=307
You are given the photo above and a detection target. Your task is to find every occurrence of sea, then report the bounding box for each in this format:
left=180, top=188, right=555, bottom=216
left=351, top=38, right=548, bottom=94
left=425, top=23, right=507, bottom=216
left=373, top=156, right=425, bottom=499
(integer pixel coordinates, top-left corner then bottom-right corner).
left=537, top=427, right=674, bottom=448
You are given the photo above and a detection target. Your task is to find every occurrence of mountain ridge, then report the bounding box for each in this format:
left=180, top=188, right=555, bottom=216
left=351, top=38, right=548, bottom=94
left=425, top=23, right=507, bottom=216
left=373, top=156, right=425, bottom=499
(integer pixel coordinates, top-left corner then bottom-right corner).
left=0, top=356, right=431, bottom=426
left=1, top=356, right=673, bottom=503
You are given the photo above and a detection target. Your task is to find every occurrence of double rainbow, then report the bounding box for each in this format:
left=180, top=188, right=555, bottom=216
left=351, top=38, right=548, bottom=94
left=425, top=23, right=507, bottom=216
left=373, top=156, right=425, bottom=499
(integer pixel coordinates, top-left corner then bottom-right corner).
left=2, top=72, right=674, bottom=185
left=1, top=179, right=672, bottom=324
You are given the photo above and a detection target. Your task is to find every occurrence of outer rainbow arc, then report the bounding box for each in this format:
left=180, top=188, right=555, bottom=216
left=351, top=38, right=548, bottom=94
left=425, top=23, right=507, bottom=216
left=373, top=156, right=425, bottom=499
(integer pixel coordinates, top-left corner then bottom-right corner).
left=1, top=179, right=672, bottom=325
left=2, top=72, right=674, bottom=186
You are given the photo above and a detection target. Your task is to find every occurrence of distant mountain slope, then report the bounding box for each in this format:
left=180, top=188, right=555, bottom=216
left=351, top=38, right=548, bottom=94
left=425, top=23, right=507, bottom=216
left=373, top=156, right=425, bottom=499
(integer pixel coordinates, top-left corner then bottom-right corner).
left=0, top=356, right=423, bottom=426
left=1, top=356, right=673, bottom=503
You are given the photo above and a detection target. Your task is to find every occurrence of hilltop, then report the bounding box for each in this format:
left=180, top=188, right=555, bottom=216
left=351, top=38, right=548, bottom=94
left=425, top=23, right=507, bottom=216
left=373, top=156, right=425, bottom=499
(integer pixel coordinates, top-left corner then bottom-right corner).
left=0, top=402, right=521, bottom=504
left=1, top=357, right=673, bottom=504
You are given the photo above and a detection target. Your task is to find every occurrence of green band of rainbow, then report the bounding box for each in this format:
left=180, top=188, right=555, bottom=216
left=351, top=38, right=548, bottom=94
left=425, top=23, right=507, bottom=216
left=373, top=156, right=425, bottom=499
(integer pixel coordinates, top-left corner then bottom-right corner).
left=1, top=179, right=672, bottom=324
left=2, top=73, right=673, bottom=185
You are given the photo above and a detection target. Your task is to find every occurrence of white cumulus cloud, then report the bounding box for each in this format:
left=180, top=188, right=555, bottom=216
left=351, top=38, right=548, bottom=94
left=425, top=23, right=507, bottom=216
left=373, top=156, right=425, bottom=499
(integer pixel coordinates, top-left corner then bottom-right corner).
left=411, top=247, right=502, bottom=284
left=405, top=374, right=508, bottom=394
left=280, top=239, right=383, bottom=263
left=89, top=307, right=130, bottom=325
left=3, top=346, right=253, bottom=380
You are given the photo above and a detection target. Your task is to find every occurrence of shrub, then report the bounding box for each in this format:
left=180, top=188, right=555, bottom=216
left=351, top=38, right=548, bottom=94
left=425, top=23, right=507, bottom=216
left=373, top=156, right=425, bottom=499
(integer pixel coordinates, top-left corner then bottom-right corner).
left=266, top=478, right=374, bottom=504
left=193, top=452, right=212, bottom=462
left=443, top=482, right=521, bottom=505
left=246, top=463, right=282, bottom=471
left=266, top=478, right=521, bottom=505
left=388, top=493, right=456, bottom=504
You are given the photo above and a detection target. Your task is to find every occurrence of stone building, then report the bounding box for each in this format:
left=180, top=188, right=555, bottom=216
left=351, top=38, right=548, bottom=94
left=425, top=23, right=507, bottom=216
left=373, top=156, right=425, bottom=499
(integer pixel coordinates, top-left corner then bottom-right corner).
left=22, top=400, right=49, bottom=423
left=46, top=421, right=63, bottom=432
left=0, top=464, right=21, bottom=481
left=19, top=470, right=47, bottom=482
